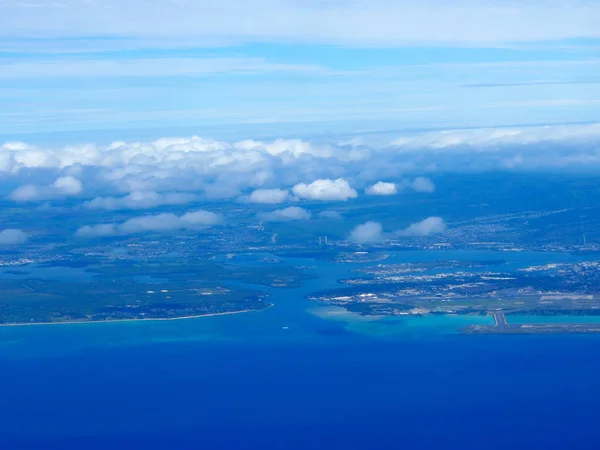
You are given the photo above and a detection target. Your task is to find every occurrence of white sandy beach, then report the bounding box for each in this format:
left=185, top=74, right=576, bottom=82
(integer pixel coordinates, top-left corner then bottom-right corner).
left=0, top=304, right=273, bottom=328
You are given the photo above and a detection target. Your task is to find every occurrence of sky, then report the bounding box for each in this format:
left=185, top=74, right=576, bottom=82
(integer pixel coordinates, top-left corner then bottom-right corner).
left=1, top=0, right=599, bottom=141
left=1, top=1, right=600, bottom=243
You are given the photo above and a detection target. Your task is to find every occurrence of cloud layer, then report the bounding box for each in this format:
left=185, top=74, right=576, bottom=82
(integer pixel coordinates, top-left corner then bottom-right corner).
left=10, top=176, right=83, bottom=202
left=2, top=1, right=599, bottom=45
left=2, top=123, right=600, bottom=210
left=84, top=191, right=196, bottom=210
left=76, top=209, right=223, bottom=237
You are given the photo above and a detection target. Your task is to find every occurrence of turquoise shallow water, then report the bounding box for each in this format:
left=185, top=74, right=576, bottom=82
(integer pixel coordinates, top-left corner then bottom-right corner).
left=2, top=250, right=600, bottom=449
left=0, top=249, right=594, bottom=358
left=0, top=249, right=536, bottom=357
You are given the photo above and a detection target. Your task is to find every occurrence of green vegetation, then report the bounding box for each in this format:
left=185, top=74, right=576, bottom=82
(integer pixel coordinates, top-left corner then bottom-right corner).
left=0, top=277, right=269, bottom=325
left=88, top=259, right=316, bottom=288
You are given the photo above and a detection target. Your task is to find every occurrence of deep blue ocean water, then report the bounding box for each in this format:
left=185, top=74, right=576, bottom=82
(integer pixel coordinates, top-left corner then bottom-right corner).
left=1, top=251, right=600, bottom=449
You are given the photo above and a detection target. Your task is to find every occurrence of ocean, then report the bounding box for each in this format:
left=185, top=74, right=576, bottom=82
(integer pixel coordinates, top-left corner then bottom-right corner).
left=1, top=251, right=599, bottom=449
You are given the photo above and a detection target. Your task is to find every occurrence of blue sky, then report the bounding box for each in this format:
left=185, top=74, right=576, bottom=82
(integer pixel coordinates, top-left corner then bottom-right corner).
left=1, top=1, right=600, bottom=242
left=1, top=0, right=599, bottom=142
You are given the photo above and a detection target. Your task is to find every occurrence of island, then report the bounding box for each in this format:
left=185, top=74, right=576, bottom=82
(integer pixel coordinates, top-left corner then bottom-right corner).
left=0, top=277, right=272, bottom=326
left=307, top=258, right=600, bottom=334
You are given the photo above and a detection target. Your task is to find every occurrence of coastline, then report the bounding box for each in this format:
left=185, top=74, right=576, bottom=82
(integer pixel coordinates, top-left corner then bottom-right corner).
left=0, top=304, right=273, bottom=328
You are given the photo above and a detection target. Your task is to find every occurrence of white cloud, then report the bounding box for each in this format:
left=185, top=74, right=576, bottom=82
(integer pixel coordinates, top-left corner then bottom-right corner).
left=9, top=175, right=83, bottom=201
left=292, top=178, right=358, bottom=201
left=237, top=138, right=340, bottom=159
left=2, top=1, right=600, bottom=45
left=2, top=123, right=600, bottom=205
left=180, top=210, right=223, bottom=226
left=246, top=188, right=291, bottom=204
left=9, top=185, right=42, bottom=202
left=76, top=223, right=117, bottom=238
left=0, top=229, right=28, bottom=245
left=366, top=181, right=397, bottom=196
left=84, top=191, right=196, bottom=210
left=76, top=209, right=223, bottom=237
left=411, top=177, right=435, bottom=193
left=259, top=206, right=311, bottom=222
left=52, top=176, right=83, bottom=195
left=118, top=213, right=184, bottom=234
left=0, top=124, right=598, bottom=186
left=365, top=178, right=433, bottom=195
left=349, top=221, right=384, bottom=243
left=0, top=136, right=344, bottom=179
left=398, top=217, right=446, bottom=237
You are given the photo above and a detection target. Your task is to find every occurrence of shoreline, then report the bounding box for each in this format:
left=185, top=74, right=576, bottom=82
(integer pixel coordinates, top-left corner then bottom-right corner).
left=0, top=304, right=273, bottom=328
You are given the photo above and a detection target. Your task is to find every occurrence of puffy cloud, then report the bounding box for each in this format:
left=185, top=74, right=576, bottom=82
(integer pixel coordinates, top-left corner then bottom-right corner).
left=245, top=188, right=291, bottom=204
left=9, top=176, right=83, bottom=202
left=365, top=178, right=433, bottom=195
left=52, top=176, right=83, bottom=195
left=349, top=221, right=384, bottom=243
left=411, top=177, right=435, bottom=193
left=259, top=206, right=311, bottom=222
left=237, top=139, right=337, bottom=159
left=292, top=178, right=357, bottom=201
left=118, top=213, right=185, bottom=234
left=180, top=210, right=223, bottom=226
left=1, top=137, right=356, bottom=202
left=398, top=217, right=446, bottom=237
left=0, top=229, right=28, bottom=245
left=10, top=185, right=42, bottom=202
left=76, top=209, right=223, bottom=237
left=366, top=181, right=397, bottom=196
left=76, top=223, right=117, bottom=238
left=84, top=191, right=196, bottom=210
left=2, top=123, right=600, bottom=206
left=1, top=124, right=600, bottom=181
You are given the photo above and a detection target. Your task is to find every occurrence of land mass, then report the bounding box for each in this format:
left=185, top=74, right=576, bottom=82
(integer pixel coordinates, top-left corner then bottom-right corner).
left=463, top=312, right=600, bottom=334
left=0, top=305, right=272, bottom=327
left=308, top=257, right=600, bottom=334
left=0, top=276, right=271, bottom=325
